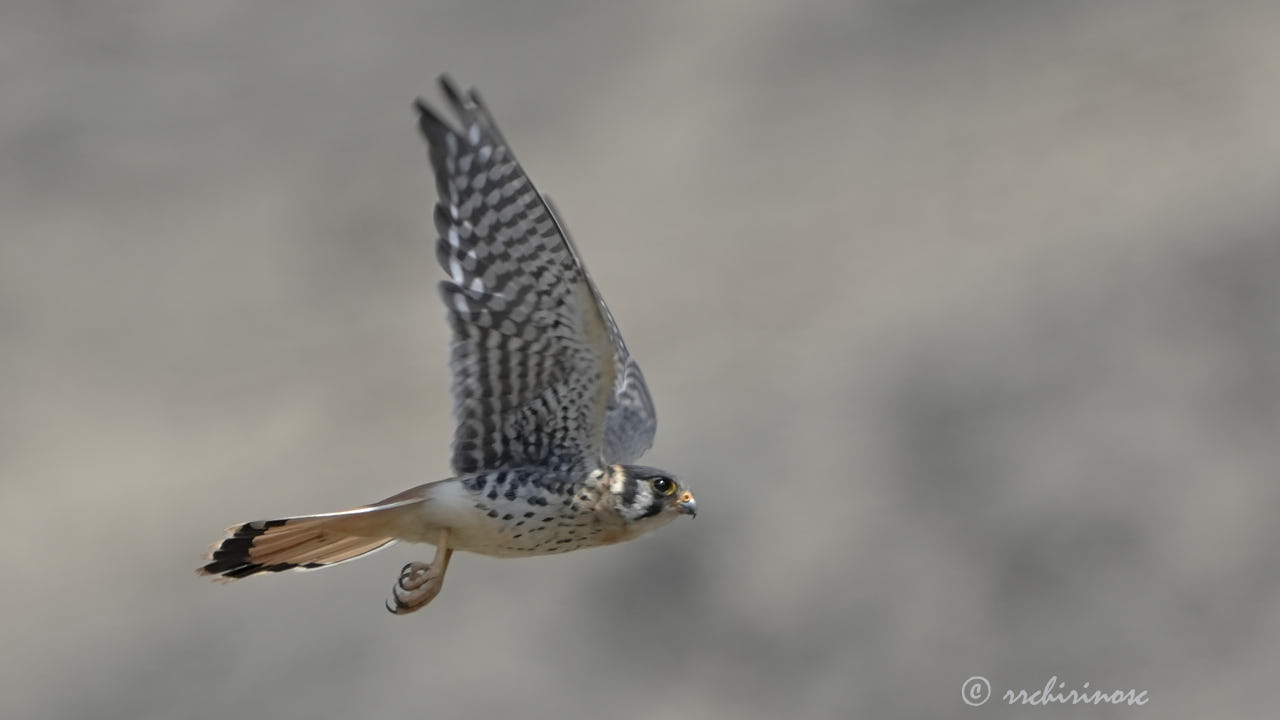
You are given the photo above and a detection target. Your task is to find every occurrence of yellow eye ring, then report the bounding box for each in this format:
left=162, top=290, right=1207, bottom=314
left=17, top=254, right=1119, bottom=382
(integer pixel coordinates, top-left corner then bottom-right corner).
left=651, top=477, right=676, bottom=496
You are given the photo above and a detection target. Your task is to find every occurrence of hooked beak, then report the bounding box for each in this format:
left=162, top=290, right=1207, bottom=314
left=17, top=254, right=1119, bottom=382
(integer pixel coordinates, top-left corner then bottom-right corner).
left=677, top=491, right=697, bottom=518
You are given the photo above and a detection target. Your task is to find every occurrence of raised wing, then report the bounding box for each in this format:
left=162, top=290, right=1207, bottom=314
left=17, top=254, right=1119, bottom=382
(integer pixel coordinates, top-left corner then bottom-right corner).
left=602, top=351, right=657, bottom=463
left=543, top=198, right=657, bottom=464
left=417, top=76, right=653, bottom=475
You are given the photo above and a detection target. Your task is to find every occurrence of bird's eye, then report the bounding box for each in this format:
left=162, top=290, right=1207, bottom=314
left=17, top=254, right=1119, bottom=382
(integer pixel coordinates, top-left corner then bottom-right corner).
left=651, top=477, right=676, bottom=496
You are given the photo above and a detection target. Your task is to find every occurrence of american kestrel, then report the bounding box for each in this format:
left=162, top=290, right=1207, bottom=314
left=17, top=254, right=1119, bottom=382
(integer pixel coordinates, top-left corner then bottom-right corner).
left=198, top=76, right=695, bottom=615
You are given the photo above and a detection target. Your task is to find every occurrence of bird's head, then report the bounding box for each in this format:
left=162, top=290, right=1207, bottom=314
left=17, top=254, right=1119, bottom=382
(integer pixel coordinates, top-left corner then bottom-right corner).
left=608, top=464, right=696, bottom=528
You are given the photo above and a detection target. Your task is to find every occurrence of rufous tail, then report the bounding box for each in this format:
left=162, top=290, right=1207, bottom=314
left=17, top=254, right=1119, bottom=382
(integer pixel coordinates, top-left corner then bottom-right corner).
left=197, top=495, right=424, bottom=581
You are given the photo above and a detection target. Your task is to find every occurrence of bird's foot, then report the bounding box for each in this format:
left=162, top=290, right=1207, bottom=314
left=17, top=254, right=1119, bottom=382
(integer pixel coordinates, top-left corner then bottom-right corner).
left=386, top=561, right=443, bottom=615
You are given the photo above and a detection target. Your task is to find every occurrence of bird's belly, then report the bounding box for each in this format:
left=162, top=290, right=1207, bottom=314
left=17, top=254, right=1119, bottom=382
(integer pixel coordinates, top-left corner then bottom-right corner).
left=446, top=504, right=624, bottom=557
left=413, top=472, right=631, bottom=557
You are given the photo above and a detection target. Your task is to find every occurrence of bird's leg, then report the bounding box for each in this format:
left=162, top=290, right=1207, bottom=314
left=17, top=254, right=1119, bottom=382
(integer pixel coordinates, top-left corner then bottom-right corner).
left=386, top=529, right=452, bottom=615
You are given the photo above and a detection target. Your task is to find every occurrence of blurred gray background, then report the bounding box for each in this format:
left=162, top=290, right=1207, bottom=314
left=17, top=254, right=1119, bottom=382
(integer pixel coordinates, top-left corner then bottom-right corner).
left=3, top=1, right=1279, bottom=718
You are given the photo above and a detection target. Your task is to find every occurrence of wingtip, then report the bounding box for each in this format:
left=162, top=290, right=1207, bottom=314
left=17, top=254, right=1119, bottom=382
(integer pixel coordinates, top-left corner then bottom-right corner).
left=438, top=73, right=466, bottom=111
left=414, top=96, right=451, bottom=140
left=417, top=73, right=476, bottom=138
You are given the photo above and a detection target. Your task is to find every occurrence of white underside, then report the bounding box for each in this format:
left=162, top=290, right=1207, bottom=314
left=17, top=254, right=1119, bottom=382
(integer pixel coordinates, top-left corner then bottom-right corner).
left=390, top=478, right=663, bottom=558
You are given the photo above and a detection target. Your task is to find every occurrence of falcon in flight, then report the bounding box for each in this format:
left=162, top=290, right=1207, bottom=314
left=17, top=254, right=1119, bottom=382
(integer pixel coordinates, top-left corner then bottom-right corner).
left=198, top=76, right=694, bottom=614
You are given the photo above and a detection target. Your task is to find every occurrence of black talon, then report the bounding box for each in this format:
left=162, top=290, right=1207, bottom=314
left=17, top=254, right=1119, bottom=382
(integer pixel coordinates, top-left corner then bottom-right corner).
left=388, top=592, right=411, bottom=613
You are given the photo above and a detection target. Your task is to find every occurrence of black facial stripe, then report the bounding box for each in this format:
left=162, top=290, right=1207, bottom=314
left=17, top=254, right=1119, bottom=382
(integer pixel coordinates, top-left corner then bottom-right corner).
left=621, top=472, right=638, bottom=507
left=639, top=497, right=664, bottom=519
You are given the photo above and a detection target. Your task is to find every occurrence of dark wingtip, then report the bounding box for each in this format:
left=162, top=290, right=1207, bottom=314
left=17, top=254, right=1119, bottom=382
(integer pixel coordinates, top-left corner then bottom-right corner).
left=438, top=74, right=467, bottom=113
left=414, top=97, right=451, bottom=138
